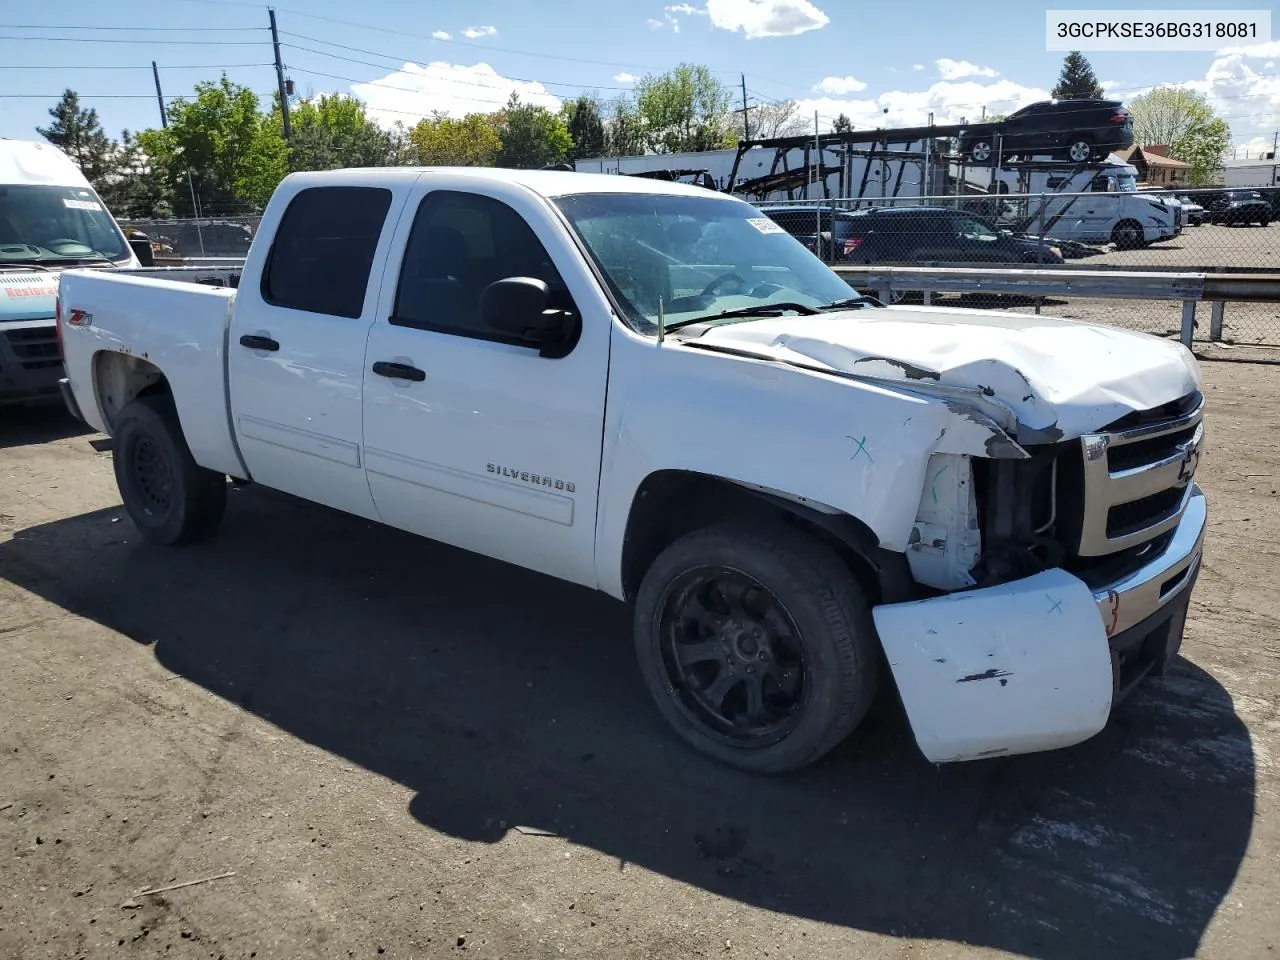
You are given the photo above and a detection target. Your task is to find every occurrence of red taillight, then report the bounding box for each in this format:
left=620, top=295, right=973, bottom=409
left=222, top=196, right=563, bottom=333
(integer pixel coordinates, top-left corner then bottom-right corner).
left=843, top=236, right=865, bottom=253
left=1110, top=113, right=1129, bottom=123
left=55, top=295, right=64, bottom=361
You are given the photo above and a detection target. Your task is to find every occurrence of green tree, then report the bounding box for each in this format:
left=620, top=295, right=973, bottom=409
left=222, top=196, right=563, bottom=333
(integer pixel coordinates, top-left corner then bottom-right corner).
left=1128, top=87, right=1231, bottom=185
left=1051, top=51, right=1105, bottom=99
left=139, top=75, right=288, bottom=214
left=96, top=129, right=174, bottom=219
left=605, top=99, right=646, bottom=156
left=832, top=113, right=854, bottom=134
left=278, top=93, right=404, bottom=171
left=494, top=93, right=573, bottom=168
left=634, top=63, right=735, bottom=153
left=36, top=89, right=114, bottom=185
left=561, top=95, right=606, bottom=161
left=409, top=111, right=502, bottom=166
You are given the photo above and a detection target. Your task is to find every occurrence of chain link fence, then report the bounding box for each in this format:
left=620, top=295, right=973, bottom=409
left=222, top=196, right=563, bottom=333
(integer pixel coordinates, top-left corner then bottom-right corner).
left=117, top=216, right=263, bottom=259
left=755, top=187, right=1280, bottom=357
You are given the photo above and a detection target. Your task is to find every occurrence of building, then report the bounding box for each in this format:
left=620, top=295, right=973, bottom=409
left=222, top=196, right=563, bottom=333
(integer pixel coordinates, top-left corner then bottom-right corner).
left=1114, top=145, right=1193, bottom=187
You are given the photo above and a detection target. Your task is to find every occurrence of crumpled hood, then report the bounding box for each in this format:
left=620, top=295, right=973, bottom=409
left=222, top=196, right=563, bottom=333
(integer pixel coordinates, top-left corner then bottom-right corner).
left=692, top=304, right=1201, bottom=441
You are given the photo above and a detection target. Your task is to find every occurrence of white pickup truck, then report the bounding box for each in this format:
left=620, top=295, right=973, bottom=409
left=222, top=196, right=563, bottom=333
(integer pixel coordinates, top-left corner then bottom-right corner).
left=56, top=167, right=1207, bottom=773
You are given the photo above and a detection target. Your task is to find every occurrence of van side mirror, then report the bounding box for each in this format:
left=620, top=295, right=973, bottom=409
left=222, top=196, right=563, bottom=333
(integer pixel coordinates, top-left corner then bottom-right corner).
left=129, top=237, right=155, bottom=266
left=480, top=277, right=579, bottom=358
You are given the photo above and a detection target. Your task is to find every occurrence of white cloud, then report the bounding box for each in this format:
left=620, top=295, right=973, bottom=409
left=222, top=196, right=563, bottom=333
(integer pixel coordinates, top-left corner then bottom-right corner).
left=703, top=0, right=829, bottom=38
left=935, top=58, right=999, bottom=80
left=614, top=72, right=637, bottom=83
left=813, top=75, right=867, bottom=95
left=666, top=3, right=706, bottom=14
left=912, top=63, right=925, bottom=71
left=795, top=77, right=1049, bottom=133
left=647, top=17, right=668, bottom=28
left=432, top=30, right=451, bottom=40
left=461, top=25, right=497, bottom=39
left=352, top=61, right=560, bottom=128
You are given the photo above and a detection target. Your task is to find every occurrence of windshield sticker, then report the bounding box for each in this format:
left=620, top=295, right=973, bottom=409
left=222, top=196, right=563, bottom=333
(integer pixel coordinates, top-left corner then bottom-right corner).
left=747, top=217, right=785, bottom=235
left=62, top=198, right=103, bottom=211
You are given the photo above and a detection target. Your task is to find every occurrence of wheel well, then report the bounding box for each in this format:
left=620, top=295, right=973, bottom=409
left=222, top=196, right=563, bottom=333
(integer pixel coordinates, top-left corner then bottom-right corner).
left=619, top=470, right=914, bottom=607
left=93, top=350, right=171, bottom=431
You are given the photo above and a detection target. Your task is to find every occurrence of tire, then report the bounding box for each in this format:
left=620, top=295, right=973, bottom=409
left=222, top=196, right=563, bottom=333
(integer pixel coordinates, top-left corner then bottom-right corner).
left=112, top=393, right=227, bottom=546
left=1111, top=220, right=1144, bottom=250
left=633, top=520, right=880, bottom=774
left=1261, top=218, right=1270, bottom=228
left=968, top=140, right=993, bottom=163
left=1066, top=139, right=1092, bottom=163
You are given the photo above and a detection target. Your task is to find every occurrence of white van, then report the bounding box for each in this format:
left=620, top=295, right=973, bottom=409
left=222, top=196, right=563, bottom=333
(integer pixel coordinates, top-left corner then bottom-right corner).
left=989, top=160, right=1179, bottom=249
left=1, top=138, right=139, bottom=405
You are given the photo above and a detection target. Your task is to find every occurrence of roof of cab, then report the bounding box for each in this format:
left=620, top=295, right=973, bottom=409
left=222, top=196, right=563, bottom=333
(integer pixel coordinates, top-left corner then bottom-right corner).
left=281, top=165, right=744, bottom=200
left=0, top=138, right=94, bottom=189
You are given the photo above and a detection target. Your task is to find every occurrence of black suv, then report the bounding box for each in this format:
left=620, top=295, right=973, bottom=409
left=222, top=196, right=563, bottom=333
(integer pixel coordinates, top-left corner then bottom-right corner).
left=1206, top=190, right=1272, bottom=226
left=956, top=99, right=1134, bottom=164
left=762, top=205, right=1065, bottom=266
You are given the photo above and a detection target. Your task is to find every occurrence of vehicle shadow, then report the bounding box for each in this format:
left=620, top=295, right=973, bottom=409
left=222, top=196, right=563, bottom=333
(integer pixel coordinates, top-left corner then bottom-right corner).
left=0, top=403, right=94, bottom=449
left=0, top=488, right=1254, bottom=960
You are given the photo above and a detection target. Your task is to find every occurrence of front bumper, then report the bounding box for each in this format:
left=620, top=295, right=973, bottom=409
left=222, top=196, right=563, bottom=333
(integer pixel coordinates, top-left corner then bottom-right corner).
left=58, top=377, right=85, bottom=423
left=872, top=483, right=1206, bottom=765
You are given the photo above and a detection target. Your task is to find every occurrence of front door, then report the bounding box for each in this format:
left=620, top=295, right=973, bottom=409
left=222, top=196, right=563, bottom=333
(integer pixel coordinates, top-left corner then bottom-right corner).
left=227, top=183, right=402, bottom=519
left=361, top=180, right=610, bottom=587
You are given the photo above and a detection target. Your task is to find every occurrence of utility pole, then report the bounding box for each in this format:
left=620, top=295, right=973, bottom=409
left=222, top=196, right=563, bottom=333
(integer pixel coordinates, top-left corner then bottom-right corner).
left=151, top=61, right=168, bottom=129
left=269, top=8, right=292, bottom=141
left=740, top=74, right=750, bottom=140
left=152, top=61, right=204, bottom=254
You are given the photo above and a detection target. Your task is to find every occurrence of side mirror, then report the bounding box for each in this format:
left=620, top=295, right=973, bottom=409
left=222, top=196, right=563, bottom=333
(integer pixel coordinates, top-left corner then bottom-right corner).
left=480, top=277, right=579, bottom=358
left=129, top=237, right=155, bottom=266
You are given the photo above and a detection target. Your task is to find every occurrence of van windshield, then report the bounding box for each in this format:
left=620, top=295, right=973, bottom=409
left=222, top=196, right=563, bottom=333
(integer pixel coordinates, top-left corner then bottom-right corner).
left=552, top=191, right=857, bottom=333
left=0, top=184, right=131, bottom=265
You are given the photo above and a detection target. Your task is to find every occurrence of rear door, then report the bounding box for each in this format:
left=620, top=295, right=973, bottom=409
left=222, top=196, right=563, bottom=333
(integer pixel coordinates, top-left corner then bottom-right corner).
left=227, top=182, right=403, bottom=519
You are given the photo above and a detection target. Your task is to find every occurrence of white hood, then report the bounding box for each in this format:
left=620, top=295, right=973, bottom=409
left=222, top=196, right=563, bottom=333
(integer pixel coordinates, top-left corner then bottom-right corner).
left=691, top=305, right=1201, bottom=441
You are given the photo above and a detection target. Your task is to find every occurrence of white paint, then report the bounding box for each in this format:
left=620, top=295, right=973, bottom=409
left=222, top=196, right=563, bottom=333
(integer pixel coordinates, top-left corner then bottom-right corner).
left=873, top=568, right=1114, bottom=763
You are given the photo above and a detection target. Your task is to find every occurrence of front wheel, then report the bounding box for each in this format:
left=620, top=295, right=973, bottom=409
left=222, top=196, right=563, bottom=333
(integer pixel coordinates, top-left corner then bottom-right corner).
left=113, top=394, right=227, bottom=546
left=633, top=521, right=880, bottom=773
left=1065, top=139, right=1093, bottom=163
left=1111, top=220, right=1144, bottom=250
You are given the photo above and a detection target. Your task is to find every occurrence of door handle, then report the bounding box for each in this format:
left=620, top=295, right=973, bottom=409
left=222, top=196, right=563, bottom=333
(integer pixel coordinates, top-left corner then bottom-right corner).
left=239, top=334, right=279, bottom=351
left=372, top=360, right=426, bottom=382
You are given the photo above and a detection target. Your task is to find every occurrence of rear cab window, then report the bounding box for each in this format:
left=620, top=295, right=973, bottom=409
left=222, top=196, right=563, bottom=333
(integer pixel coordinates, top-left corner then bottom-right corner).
left=261, top=185, right=393, bottom=318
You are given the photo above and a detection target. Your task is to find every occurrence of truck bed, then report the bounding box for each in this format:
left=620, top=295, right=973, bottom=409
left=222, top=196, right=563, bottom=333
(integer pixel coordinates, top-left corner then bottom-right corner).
left=57, top=268, right=245, bottom=478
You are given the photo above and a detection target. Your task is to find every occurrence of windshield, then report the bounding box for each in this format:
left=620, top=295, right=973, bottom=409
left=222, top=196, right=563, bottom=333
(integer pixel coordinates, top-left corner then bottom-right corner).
left=0, top=183, right=131, bottom=265
left=1115, top=174, right=1137, bottom=192
left=552, top=192, right=859, bottom=333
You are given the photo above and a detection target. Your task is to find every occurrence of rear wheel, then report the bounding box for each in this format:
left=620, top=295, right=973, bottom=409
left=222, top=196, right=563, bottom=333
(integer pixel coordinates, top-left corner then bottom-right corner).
left=113, top=394, right=227, bottom=546
left=633, top=521, right=879, bottom=774
left=1066, top=139, right=1093, bottom=163
left=1111, top=220, right=1144, bottom=250
left=968, top=140, right=993, bottom=163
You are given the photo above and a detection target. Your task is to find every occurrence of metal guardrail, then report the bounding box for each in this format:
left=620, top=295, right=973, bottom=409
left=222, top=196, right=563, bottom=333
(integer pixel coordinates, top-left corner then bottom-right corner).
left=831, top=264, right=1280, bottom=348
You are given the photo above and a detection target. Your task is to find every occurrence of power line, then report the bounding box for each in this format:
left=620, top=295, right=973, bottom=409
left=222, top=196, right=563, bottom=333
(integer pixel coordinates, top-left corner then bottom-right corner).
left=0, top=23, right=264, bottom=31
left=280, top=36, right=637, bottom=92
left=0, top=34, right=266, bottom=44
left=0, top=63, right=274, bottom=70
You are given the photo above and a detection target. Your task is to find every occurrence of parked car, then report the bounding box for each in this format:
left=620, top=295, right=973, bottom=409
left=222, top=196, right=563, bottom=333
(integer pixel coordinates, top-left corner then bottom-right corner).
left=1206, top=190, right=1271, bottom=226
left=955, top=99, right=1134, bottom=164
left=761, top=205, right=1065, bottom=273
left=1175, top=195, right=1207, bottom=226
left=57, top=167, right=1206, bottom=774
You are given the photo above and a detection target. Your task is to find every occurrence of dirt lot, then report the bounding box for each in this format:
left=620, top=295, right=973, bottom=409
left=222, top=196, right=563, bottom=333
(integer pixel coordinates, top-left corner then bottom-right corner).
left=1, top=361, right=1278, bottom=960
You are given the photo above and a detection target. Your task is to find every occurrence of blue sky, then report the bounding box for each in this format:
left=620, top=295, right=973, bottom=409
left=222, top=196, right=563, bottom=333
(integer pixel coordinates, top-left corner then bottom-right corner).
left=2, top=0, right=1278, bottom=154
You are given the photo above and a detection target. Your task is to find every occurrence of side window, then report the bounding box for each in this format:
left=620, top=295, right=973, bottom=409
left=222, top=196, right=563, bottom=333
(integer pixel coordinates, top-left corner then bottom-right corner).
left=392, top=190, right=572, bottom=341
left=262, top=186, right=392, bottom=319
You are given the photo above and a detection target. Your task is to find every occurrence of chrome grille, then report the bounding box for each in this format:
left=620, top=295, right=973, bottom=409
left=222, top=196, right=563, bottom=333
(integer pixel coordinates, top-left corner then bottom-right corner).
left=1077, top=393, right=1205, bottom=557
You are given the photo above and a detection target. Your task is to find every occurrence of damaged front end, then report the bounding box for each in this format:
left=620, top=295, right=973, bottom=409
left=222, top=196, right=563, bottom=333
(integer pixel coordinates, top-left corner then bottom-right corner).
left=872, top=389, right=1208, bottom=765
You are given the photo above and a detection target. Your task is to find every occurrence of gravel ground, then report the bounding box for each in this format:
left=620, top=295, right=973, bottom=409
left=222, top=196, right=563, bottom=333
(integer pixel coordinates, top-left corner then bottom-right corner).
left=1, top=359, right=1278, bottom=960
